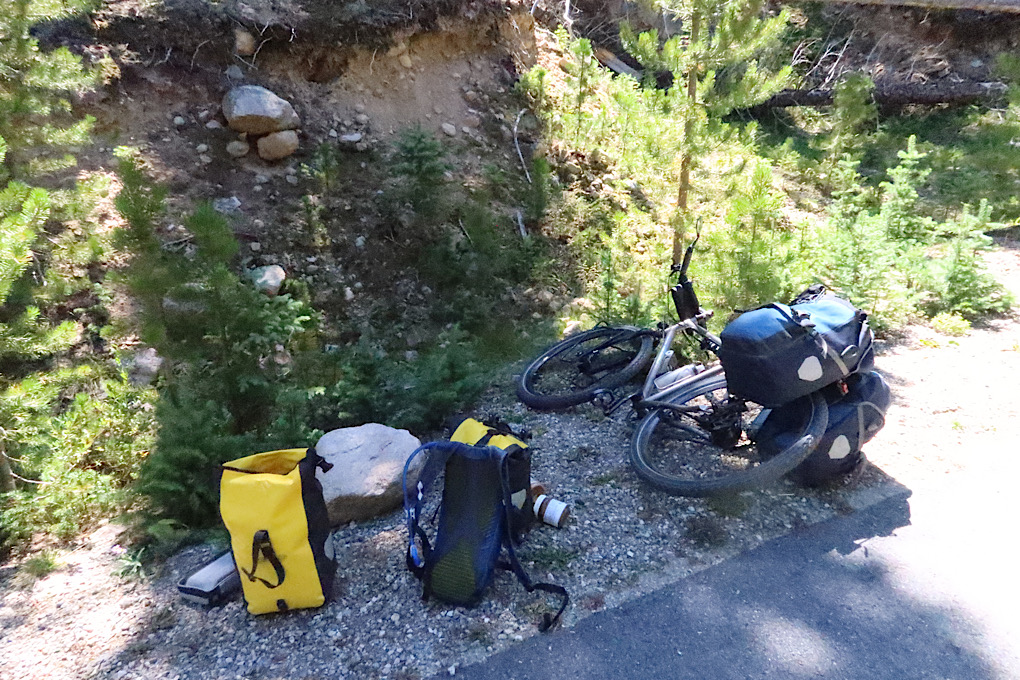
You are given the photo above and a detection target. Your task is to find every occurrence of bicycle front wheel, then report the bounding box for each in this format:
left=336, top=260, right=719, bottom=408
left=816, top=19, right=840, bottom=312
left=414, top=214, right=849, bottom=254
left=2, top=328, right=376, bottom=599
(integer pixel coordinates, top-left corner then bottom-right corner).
left=517, top=326, right=655, bottom=410
left=630, top=374, right=829, bottom=497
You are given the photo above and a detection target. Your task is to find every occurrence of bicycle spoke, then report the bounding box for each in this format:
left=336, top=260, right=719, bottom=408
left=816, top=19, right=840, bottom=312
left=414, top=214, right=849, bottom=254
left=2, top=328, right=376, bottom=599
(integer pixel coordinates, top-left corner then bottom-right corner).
left=634, top=383, right=765, bottom=483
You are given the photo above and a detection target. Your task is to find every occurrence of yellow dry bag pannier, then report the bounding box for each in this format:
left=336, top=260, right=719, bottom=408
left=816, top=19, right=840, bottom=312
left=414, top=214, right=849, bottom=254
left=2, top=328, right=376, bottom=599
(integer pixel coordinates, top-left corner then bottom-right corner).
left=220, top=448, right=335, bottom=615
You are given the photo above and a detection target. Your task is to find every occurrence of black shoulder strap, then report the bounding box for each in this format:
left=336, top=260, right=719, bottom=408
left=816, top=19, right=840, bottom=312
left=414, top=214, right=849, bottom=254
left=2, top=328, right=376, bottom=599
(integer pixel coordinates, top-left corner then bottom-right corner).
left=497, top=453, right=568, bottom=632
left=241, top=529, right=286, bottom=589
left=402, top=442, right=465, bottom=585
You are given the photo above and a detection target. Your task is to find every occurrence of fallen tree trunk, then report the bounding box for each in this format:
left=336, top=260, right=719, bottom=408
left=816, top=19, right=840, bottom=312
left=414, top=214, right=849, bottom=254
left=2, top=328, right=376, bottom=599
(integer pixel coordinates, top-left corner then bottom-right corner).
left=754, top=81, right=1008, bottom=111
left=807, top=0, right=1020, bottom=13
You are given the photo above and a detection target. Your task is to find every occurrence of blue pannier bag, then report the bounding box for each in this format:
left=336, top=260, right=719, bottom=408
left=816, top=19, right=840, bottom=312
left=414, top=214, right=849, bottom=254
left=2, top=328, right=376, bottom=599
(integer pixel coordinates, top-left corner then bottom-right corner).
left=756, top=370, right=891, bottom=486
left=718, top=293, right=874, bottom=408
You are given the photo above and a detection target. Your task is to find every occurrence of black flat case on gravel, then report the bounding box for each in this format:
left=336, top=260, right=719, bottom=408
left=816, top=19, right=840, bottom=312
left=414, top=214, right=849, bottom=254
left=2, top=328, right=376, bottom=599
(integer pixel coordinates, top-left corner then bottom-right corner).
left=177, top=551, right=241, bottom=606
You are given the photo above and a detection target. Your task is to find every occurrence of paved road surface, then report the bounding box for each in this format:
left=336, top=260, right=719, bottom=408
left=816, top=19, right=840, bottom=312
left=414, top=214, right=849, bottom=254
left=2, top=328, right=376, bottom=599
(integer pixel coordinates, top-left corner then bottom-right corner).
left=448, top=455, right=1020, bottom=680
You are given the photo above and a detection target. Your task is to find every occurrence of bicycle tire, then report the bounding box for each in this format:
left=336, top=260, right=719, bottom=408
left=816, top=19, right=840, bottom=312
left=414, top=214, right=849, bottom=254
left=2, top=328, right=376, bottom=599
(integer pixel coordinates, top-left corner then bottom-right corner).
left=630, top=374, right=829, bottom=497
left=517, top=326, right=655, bottom=410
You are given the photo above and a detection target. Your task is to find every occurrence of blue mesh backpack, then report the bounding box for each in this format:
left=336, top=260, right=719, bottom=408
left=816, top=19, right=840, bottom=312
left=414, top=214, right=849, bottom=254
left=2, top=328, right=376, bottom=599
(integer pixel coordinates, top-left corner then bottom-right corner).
left=402, top=419, right=568, bottom=631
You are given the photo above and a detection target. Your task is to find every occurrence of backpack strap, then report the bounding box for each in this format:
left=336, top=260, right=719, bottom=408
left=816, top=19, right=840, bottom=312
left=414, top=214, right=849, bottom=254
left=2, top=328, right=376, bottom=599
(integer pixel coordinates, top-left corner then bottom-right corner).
left=497, top=452, right=569, bottom=632
left=402, top=442, right=474, bottom=583
left=241, top=529, right=286, bottom=589
left=403, top=443, right=441, bottom=578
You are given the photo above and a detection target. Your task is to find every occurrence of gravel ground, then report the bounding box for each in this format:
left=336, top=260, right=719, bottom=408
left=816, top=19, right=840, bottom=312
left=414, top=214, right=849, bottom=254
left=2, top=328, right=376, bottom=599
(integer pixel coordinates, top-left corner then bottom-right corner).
left=2, top=237, right=1017, bottom=680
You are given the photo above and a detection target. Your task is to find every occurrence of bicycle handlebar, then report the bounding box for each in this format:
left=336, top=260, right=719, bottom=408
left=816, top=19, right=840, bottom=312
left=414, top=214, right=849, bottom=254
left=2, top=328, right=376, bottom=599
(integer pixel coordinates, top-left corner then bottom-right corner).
left=671, top=228, right=701, bottom=279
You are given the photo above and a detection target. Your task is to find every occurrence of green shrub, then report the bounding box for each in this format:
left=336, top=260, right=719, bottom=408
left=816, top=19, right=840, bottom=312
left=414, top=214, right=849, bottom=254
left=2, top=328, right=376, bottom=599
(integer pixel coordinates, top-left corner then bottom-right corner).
left=1, top=368, right=155, bottom=546
left=22, top=550, right=58, bottom=578
left=930, top=312, right=971, bottom=337
left=309, top=327, right=489, bottom=433
left=391, top=126, right=452, bottom=222
left=922, top=201, right=1014, bottom=319
left=0, top=0, right=97, bottom=177
left=301, top=141, right=343, bottom=194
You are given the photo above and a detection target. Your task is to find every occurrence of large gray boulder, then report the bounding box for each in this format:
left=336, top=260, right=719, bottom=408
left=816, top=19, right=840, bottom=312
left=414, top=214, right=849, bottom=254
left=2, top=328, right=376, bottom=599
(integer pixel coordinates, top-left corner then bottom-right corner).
left=315, top=424, right=423, bottom=526
left=222, top=85, right=300, bottom=135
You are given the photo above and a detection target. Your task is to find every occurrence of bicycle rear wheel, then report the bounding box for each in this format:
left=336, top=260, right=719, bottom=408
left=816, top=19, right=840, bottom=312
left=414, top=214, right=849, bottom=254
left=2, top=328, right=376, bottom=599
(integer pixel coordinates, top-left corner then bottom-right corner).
left=630, top=374, right=829, bottom=496
left=517, top=326, right=655, bottom=410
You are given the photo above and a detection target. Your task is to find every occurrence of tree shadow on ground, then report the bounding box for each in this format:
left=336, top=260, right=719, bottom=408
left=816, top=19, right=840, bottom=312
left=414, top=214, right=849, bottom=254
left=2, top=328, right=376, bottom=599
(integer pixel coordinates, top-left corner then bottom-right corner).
left=450, top=489, right=1008, bottom=680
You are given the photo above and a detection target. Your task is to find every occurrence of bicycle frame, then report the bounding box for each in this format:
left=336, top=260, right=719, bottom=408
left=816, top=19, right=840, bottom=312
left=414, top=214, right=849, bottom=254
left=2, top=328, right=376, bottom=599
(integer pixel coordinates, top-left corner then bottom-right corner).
left=639, top=318, right=723, bottom=404
left=593, top=317, right=723, bottom=416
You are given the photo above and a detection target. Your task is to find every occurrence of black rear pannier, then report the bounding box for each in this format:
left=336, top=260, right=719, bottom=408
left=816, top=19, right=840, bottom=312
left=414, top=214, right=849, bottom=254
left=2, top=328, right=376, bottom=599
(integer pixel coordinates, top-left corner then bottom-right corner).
left=756, top=370, right=891, bottom=486
left=718, top=294, right=873, bottom=408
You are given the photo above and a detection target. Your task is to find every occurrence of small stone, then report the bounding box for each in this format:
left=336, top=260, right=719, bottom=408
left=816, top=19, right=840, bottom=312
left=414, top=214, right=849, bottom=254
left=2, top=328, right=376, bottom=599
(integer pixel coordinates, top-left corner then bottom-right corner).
left=285, top=174, right=299, bottom=185
left=441, top=123, right=457, bottom=137
left=399, top=53, right=413, bottom=69
left=250, top=264, right=286, bottom=296
left=250, top=242, right=262, bottom=252
left=354, top=103, right=366, bottom=113
left=355, top=113, right=370, bottom=125
left=391, top=613, right=400, bottom=624
left=355, top=235, right=366, bottom=249
left=328, top=129, right=338, bottom=138
left=257, top=130, right=300, bottom=161
left=199, top=154, right=213, bottom=164
left=464, top=114, right=481, bottom=128
left=225, top=64, right=244, bottom=81
left=196, top=143, right=209, bottom=153
left=205, top=120, right=222, bottom=129
left=212, top=196, right=241, bottom=213
left=971, top=58, right=984, bottom=68
left=464, top=90, right=479, bottom=104
left=173, top=116, right=186, bottom=126
left=339, top=132, right=362, bottom=144
left=235, top=28, right=256, bottom=56
left=124, top=348, right=163, bottom=387
left=254, top=174, right=269, bottom=184
left=226, top=140, right=250, bottom=158
left=345, top=287, right=355, bottom=301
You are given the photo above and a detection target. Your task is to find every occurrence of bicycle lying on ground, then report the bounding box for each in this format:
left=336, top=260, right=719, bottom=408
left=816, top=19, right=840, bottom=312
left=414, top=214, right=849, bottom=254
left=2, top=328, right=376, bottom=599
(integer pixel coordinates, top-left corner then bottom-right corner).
left=516, top=235, right=829, bottom=497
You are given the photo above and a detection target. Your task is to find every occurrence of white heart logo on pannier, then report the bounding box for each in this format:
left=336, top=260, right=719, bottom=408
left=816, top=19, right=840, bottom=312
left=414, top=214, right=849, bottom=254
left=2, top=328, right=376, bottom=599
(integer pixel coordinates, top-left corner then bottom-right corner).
left=827, top=435, right=852, bottom=459
left=797, top=355, right=824, bottom=382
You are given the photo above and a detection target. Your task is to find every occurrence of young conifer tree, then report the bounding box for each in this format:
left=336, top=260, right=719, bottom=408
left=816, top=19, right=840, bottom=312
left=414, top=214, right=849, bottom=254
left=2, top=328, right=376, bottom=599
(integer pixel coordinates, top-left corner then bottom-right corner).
left=621, top=0, right=792, bottom=259
left=0, top=0, right=96, bottom=494
left=0, top=171, right=77, bottom=492
left=0, top=0, right=97, bottom=178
